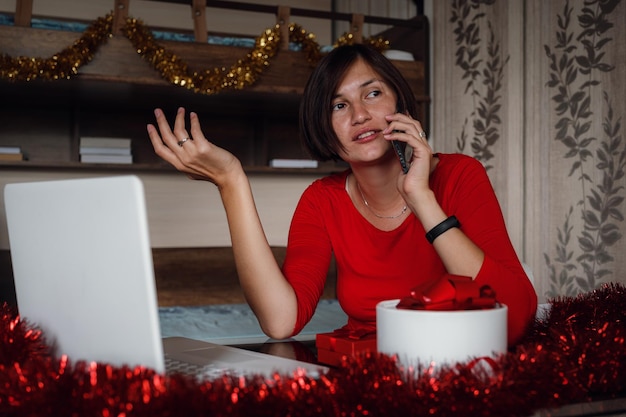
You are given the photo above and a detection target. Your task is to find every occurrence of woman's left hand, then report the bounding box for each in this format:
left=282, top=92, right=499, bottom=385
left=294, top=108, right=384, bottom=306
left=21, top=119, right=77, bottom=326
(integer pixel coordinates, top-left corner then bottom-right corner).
left=383, top=113, right=433, bottom=202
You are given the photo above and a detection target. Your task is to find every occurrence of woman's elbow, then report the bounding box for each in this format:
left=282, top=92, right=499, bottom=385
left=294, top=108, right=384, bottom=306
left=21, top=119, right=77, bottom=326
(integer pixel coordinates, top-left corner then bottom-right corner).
left=258, top=312, right=298, bottom=340
left=261, top=322, right=296, bottom=340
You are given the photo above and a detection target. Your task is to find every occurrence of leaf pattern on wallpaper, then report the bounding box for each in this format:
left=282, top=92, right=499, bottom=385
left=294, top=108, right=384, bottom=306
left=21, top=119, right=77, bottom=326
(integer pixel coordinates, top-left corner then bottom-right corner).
left=544, top=0, right=623, bottom=297
left=449, top=0, right=507, bottom=170
left=545, top=207, right=578, bottom=296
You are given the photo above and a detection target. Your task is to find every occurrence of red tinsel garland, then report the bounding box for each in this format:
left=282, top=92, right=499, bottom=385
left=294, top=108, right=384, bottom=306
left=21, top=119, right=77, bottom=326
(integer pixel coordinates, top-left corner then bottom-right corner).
left=1, top=283, right=624, bottom=417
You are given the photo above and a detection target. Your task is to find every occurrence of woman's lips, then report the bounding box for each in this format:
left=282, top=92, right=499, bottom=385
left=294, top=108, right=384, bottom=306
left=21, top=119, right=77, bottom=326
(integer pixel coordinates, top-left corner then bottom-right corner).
left=354, top=130, right=379, bottom=142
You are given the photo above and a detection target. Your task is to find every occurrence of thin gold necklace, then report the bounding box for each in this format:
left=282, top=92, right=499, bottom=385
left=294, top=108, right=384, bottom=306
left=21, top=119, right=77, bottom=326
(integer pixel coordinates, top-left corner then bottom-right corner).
left=355, top=181, right=408, bottom=219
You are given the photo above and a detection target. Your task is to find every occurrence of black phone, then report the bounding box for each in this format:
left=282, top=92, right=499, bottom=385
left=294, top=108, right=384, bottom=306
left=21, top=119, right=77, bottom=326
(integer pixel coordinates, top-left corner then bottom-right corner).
left=391, top=140, right=413, bottom=174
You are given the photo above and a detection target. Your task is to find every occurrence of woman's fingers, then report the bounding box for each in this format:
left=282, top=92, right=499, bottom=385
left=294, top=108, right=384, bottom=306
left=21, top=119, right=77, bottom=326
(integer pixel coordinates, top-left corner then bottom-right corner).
left=151, top=107, right=193, bottom=153
left=152, top=108, right=176, bottom=144
left=385, top=113, right=425, bottom=137
left=148, top=108, right=197, bottom=169
left=384, top=114, right=431, bottom=179
left=173, top=107, right=192, bottom=146
left=147, top=107, right=238, bottom=184
left=189, top=111, right=206, bottom=143
left=147, top=121, right=176, bottom=160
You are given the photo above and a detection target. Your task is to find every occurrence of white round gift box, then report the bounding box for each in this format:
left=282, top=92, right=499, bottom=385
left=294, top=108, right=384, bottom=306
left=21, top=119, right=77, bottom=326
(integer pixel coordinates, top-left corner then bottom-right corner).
left=376, top=299, right=507, bottom=367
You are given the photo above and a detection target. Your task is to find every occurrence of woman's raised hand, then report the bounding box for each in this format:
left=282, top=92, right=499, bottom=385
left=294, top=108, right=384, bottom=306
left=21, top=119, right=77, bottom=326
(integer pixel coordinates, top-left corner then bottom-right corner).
left=147, top=107, right=242, bottom=186
left=383, top=113, right=433, bottom=196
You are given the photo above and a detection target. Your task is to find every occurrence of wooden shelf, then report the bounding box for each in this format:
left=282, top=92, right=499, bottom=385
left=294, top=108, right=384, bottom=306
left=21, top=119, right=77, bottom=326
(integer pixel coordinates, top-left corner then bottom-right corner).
left=0, top=160, right=345, bottom=175
left=0, top=16, right=429, bottom=177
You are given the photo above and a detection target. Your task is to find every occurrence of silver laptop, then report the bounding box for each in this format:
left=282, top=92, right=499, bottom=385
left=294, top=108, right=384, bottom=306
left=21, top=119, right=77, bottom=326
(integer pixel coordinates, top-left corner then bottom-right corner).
left=4, top=175, right=324, bottom=379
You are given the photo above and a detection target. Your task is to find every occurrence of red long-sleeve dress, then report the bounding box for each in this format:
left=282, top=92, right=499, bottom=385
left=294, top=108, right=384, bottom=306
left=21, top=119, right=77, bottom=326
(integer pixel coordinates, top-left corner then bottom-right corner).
left=282, top=153, right=537, bottom=346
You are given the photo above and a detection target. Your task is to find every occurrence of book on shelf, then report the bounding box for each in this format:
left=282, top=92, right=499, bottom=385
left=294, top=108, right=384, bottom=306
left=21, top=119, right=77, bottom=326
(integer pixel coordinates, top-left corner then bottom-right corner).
left=80, top=154, right=133, bottom=164
left=0, top=146, right=22, bottom=154
left=79, top=137, right=132, bottom=149
left=0, top=153, right=24, bottom=161
left=79, top=146, right=132, bottom=156
left=269, top=159, right=319, bottom=169
left=79, top=137, right=132, bottom=164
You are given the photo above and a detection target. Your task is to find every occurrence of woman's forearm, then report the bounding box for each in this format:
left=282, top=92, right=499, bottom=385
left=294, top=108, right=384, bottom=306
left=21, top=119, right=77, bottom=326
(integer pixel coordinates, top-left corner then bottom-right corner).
left=218, top=170, right=298, bottom=339
left=148, top=108, right=298, bottom=339
left=410, top=189, right=484, bottom=279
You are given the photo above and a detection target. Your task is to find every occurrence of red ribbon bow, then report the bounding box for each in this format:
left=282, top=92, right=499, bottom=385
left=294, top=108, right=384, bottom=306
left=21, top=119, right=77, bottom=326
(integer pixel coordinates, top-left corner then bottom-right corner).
left=396, top=274, right=497, bottom=311
left=327, top=328, right=376, bottom=341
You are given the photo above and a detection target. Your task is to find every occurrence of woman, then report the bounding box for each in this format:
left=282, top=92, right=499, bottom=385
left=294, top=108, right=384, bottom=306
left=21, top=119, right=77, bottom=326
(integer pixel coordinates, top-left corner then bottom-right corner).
left=147, top=44, right=537, bottom=346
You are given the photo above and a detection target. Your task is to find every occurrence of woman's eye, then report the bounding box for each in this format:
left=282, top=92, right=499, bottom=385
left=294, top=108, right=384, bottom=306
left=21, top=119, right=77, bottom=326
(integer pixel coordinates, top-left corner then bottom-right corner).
left=367, top=90, right=381, bottom=98
left=332, top=102, right=346, bottom=111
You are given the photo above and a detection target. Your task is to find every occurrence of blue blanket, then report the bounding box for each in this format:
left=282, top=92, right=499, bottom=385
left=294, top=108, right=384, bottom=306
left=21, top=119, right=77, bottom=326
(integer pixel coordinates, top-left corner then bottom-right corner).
left=159, top=299, right=347, bottom=345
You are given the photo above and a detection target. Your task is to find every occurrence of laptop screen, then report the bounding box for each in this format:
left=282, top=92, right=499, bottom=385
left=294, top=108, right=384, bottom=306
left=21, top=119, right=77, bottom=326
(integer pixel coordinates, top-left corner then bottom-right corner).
left=4, top=175, right=165, bottom=371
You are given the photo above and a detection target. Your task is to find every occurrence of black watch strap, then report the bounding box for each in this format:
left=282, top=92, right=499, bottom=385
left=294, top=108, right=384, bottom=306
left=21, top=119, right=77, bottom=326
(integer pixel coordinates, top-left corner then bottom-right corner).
left=425, top=216, right=460, bottom=244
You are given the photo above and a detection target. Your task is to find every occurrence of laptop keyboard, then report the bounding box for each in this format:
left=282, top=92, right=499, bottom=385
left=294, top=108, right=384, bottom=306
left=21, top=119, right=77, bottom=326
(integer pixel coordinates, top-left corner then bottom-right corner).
left=164, top=356, right=244, bottom=381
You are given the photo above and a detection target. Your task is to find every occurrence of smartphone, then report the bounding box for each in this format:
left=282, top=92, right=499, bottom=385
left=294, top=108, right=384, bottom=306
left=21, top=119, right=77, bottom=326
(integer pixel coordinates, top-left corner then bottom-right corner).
left=391, top=140, right=413, bottom=174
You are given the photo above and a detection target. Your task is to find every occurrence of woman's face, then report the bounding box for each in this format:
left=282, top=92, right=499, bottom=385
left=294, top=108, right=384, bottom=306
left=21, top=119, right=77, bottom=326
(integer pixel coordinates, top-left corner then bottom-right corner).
left=330, top=58, right=398, bottom=165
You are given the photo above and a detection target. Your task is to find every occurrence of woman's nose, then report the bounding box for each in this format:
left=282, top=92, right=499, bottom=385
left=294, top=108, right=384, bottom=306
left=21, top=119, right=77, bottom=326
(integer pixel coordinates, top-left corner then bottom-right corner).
left=352, top=103, right=370, bottom=124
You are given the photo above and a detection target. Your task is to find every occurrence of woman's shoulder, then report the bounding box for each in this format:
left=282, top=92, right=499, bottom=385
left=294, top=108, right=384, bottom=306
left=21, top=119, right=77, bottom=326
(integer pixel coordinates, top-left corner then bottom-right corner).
left=436, top=152, right=482, bottom=168
left=431, top=153, right=489, bottom=188
left=298, top=169, right=351, bottom=209
left=435, top=153, right=486, bottom=175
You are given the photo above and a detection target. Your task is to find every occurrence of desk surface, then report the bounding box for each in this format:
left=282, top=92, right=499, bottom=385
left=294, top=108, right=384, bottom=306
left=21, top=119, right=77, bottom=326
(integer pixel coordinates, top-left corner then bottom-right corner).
left=534, top=397, right=626, bottom=416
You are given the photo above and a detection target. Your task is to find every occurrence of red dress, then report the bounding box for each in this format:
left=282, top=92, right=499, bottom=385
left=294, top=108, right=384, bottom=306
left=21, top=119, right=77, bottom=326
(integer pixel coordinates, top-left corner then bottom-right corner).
left=282, top=153, right=537, bottom=346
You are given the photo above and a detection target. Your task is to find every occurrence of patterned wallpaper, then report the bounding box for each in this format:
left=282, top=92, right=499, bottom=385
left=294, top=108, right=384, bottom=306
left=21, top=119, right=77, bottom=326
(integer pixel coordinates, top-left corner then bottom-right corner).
left=432, top=0, right=626, bottom=301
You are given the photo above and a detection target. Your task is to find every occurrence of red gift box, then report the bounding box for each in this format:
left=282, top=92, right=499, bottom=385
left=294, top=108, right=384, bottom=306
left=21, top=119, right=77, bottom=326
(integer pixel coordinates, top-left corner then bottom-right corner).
left=316, top=329, right=377, bottom=367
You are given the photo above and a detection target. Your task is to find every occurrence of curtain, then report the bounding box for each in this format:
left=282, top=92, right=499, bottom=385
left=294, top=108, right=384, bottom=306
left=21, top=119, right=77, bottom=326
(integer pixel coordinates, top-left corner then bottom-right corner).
left=432, top=0, right=626, bottom=301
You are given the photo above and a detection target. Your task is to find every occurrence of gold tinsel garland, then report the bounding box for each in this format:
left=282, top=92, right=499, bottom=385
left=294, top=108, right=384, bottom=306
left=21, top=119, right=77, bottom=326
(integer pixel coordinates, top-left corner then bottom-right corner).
left=0, top=14, right=113, bottom=81
left=0, top=13, right=389, bottom=95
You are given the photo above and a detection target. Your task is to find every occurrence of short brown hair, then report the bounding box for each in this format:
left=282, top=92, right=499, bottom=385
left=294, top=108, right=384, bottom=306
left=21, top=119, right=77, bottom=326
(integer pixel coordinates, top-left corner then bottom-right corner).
left=299, top=44, right=418, bottom=161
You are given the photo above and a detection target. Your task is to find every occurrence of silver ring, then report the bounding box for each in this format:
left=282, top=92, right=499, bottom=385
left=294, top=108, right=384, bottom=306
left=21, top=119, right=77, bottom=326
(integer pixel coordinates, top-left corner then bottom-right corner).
left=177, top=137, right=190, bottom=147
left=419, top=131, right=427, bottom=139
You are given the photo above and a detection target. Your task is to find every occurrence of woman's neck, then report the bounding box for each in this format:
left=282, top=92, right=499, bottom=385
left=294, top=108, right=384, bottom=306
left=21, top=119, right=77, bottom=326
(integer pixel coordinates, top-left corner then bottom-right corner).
left=348, top=161, right=408, bottom=223
left=350, top=153, right=403, bottom=199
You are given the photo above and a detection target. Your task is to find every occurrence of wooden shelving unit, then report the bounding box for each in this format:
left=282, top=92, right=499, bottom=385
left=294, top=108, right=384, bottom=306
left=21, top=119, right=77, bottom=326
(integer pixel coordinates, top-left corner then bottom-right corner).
left=0, top=2, right=429, bottom=174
